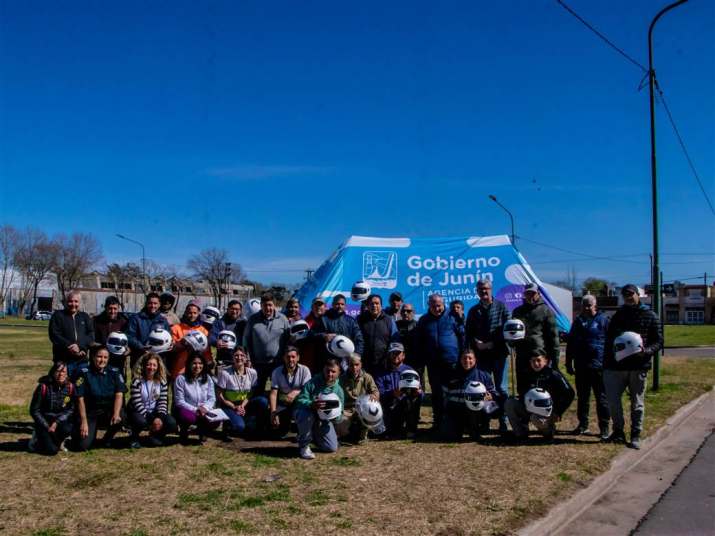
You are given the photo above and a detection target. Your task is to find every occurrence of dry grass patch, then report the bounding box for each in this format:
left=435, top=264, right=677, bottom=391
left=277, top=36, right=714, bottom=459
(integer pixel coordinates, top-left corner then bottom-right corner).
left=0, top=325, right=712, bottom=535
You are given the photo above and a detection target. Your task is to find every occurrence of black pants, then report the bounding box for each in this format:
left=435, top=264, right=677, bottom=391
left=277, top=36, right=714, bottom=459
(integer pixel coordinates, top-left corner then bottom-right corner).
left=439, top=405, right=491, bottom=441
left=34, top=420, right=72, bottom=455
left=575, top=366, right=610, bottom=431
left=74, top=407, right=126, bottom=451
left=384, top=394, right=421, bottom=436
left=427, top=361, right=456, bottom=428
left=253, top=362, right=275, bottom=395
left=128, top=408, right=177, bottom=439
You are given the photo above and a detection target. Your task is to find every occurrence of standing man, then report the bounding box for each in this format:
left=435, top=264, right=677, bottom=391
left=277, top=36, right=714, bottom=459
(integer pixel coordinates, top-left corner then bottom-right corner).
left=415, top=293, right=462, bottom=432
left=396, top=303, right=421, bottom=381
left=384, top=292, right=404, bottom=321
left=243, top=292, right=291, bottom=394
left=315, top=294, right=365, bottom=368
left=449, top=300, right=465, bottom=330
left=93, top=295, right=129, bottom=345
left=48, top=290, right=94, bottom=377
left=603, top=284, right=663, bottom=449
left=565, top=294, right=610, bottom=438
left=465, top=279, right=511, bottom=430
left=300, top=297, right=328, bottom=373
left=511, top=283, right=561, bottom=394
left=358, top=294, right=399, bottom=375
left=127, top=292, right=171, bottom=366
left=209, top=300, right=247, bottom=363
left=159, top=292, right=180, bottom=326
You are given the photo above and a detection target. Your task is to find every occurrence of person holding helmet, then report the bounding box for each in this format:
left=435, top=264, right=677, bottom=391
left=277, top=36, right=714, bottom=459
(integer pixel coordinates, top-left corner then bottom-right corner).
left=127, top=292, right=171, bottom=368
left=465, top=279, right=511, bottom=421
left=200, top=305, right=221, bottom=331
left=602, top=284, right=663, bottom=449
left=358, top=294, right=400, bottom=375
left=269, top=346, right=312, bottom=438
left=374, top=342, right=422, bottom=439
left=284, top=297, right=302, bottom=323
left=335, top=353, right=379, bottom=444
left=243, top=292, right=291, bottom=394
left=159, top=292, right=180, bottom=326
left=293, top=357, right=345, bottom=459
left=565, top=294, right=610, bottom=439
left=440, top=349, right=501, bottom=441
left=415, top=293, right=462, bottom=432
left=93, top=295, right=129, bottom=346
left=209, top=300, right=247, bottom=365
left=505, top=352, right=574, bottom=441
left=511, top=283, right=561, bottom=394
left=173, top=353, right=218, bottom=444
left=314, top=294, right=365, bottom=371
left=169, top=301, right=210, bottom=378
left=105, top=331, right=130, bottom=377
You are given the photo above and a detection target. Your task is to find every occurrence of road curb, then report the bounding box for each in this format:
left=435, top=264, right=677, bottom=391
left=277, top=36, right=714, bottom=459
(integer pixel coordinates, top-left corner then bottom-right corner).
left=519, top=387, right=715, bottom=536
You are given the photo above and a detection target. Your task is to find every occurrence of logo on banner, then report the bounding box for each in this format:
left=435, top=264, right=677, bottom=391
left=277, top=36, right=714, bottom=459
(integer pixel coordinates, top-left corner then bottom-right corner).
left=362, top=251, right=398, bottom=289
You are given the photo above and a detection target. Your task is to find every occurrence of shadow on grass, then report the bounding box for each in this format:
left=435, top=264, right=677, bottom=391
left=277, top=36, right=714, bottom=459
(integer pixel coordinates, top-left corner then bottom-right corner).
left=0, top=437, right=30, bottom=452
left=238, top=445, right=298, bottom=459
left=0, top=421, right=33, bottom=434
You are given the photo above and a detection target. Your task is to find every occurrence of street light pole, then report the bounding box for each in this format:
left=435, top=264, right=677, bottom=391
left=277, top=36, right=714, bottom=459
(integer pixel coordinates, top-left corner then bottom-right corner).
left=116, top=233, right=147, bottom=291
left=647, top=0, right=688, bottom=391
left=488, top=195, right=516, bottom=248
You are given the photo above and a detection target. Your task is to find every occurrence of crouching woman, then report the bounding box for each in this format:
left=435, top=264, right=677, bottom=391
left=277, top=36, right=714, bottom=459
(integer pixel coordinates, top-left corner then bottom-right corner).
left=173, top=354, right=218, bottom=443
left=128, top=353, right=177, bottom=448
left=29, top=361, right=75, bottom=454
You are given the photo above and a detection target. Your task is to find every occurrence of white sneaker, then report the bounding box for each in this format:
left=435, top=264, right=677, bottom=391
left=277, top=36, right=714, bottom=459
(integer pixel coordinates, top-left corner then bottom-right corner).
left=299, top=446, right=315, bottom=460
left=60, top=438, right=69, bottom=452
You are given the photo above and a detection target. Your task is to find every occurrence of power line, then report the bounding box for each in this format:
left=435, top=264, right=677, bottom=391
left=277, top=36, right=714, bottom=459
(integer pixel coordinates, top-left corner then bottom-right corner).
left=654, top=79, right=715, bottom=216
left=517, top=236, right=646, bottom=264
left=555, top=0, right=647, bottom=73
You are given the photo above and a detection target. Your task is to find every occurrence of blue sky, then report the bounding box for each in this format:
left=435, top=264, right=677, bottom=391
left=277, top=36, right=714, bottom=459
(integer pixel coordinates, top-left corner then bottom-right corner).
left=1, top=0, right=713, bottom=286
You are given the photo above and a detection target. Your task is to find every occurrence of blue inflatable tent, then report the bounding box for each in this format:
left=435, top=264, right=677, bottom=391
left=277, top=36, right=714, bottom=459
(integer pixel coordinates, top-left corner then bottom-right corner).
left=294, top=235, right=571, bottom=333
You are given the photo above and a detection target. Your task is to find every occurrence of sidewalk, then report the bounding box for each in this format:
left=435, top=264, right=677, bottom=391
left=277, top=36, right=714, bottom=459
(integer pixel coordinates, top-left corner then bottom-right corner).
left=519, top=388, right=715, bottom=536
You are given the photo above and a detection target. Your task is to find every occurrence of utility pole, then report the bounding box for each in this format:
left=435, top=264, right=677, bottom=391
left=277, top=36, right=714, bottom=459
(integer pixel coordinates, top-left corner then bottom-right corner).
left=647, top=0, right=688, bottom=391
left=488, top=195, right=517, bottom=248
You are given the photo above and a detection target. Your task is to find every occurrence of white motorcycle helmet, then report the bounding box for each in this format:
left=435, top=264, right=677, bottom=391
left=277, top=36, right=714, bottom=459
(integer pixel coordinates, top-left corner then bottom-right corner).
left=398, top=369, right=421, bottom=391
left=290, top=319, right=310, bottom=341
left=524, top=388, right=553, bottom=417
left=183, top=330, right=208, bottom=353
left=200, top=306, right=221, bottom=325
left=317, top=391, right=342, bottom=421
left=614, top=331, right=643, bottom=362
left=464, top=381, right=488, bottom=412
left=217, top=330, right=237, bottom=350
left=147, top=327, right=173, bottom=353
left=106, top=331, right=128, bottom=356
left=245, top=298, right=261, bottom=317
left=355, top=394, right=384, bottom=430
left=327, top=335, right=355, bottom=358
left=351, top=280, right=371, bottom=302
left=503, top=318, right=526, bottom=341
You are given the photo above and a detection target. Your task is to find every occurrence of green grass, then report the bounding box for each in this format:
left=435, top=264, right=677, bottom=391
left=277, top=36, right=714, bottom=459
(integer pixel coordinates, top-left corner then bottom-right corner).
left=665, top=324, right=715, bottom=347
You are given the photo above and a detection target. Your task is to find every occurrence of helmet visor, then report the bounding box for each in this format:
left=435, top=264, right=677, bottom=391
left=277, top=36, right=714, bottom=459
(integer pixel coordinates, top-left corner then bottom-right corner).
left=465, top=392, right=486, bottom=402
left=533, top=398, right=552, bottom=408
left=107, top=336, right=127, bottom=347
left=320, top=399, right=341, bottom=410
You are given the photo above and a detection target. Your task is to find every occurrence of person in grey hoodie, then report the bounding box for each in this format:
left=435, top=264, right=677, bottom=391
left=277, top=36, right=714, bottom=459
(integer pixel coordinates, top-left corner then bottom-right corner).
left=243, top=292, right=290, bottom=395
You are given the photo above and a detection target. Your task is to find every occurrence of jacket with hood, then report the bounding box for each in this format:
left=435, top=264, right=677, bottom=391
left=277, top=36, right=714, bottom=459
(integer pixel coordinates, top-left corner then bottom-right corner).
left=127, top=310, right=170, bottom=352
left=93, top=311, right=129, bottom=345
left=518, top=365, right=575, bottom=418
left=603, top=304, right=663, bottom=371
left=511, top=299, right=560, bottom=367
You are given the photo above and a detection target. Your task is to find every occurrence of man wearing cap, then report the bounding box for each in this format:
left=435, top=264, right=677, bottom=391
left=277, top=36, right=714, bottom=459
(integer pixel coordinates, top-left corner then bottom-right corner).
left=415, top=293, right=462, bottom=431
left=511, top=283, right=561, bottom=394
left=313, top=294, right=364, bottom=367
left=358, top=294, right=400, bottom=375
left=465, top=279, right=511, bottom=431
left=373, top=342, right=422, bottom=438
left=384, top=292, right=404, bottom=321
left=602, top=284, right=663, bottom=449
left=565, top=294, right=610, bottom=438
left=335, top=353, right=379, bottom=444
left=159, top=292, right=180, bottom=326
left=396, top=303, right=421, bottom=382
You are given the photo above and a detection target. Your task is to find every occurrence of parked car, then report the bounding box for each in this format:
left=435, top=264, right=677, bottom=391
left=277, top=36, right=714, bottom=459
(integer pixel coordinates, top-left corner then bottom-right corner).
left=29, top=310, right=53, bottom=321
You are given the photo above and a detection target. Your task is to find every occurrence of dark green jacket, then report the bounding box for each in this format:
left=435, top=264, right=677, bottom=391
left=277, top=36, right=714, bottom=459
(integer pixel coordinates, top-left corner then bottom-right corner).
left=511, top=299, right=560, bottom=367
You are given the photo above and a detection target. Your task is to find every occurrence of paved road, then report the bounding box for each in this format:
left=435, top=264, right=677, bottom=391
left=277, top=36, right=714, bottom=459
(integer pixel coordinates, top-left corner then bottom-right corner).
left=663, top=347, right=715, bottom=359
left=634, top=432, right=715, bottom=535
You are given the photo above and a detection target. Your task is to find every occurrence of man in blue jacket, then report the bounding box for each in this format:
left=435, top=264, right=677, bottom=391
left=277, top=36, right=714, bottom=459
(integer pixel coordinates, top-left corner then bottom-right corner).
left=565, top=294, right=610, bottom=439
left=314, top=294, right=365, bottom=368
left=415, top=293, right=463, bottom=432
left=126, top=292, right=170, bottom=367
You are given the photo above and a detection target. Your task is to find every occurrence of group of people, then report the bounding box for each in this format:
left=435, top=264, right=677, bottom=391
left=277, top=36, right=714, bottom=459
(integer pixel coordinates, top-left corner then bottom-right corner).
left=31, top=278, right=662, bottom=458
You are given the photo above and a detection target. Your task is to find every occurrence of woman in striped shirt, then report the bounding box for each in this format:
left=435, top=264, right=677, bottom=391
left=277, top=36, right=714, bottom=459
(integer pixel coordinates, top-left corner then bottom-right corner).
left=128, top=352, right=177, bottom=448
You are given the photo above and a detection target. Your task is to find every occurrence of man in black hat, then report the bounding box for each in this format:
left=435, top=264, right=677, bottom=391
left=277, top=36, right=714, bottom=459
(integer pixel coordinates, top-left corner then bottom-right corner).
left=511, top=283, right=561, bottom=394
left=602, top=284, right=663, bottom=449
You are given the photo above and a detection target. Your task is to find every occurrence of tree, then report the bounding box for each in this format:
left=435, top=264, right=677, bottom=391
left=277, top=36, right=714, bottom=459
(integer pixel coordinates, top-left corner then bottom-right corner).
left=582, top=277, right=610, bottom=296
left=51, top=232, right=103, bottom=298
left=164, top=264, right=192, bottom=311
left=0, top=224, right=19, bottom=312
left=106, top=262, right=142, bottom=308
left=187, top=248, right=244, bottom=309
left=14, top=228, right=57, bottom=316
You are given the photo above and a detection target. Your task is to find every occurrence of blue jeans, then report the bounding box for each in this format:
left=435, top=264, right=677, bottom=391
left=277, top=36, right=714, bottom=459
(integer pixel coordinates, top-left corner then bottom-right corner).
left=224, top=396, right=269, bottom=436
left=294, top=406, right=338, bottom=452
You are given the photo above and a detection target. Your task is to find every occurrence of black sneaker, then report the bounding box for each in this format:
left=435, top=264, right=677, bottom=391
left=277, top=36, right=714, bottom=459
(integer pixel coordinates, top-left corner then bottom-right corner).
left=604, top=430, right=626, bottom=444
left=629, top=435, right=641, bottom=450
left=571, top=425, right=588, bottom=435
left=599, top=428, right=610, bottom=441
left=147, top=436, right=164, bottom=448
